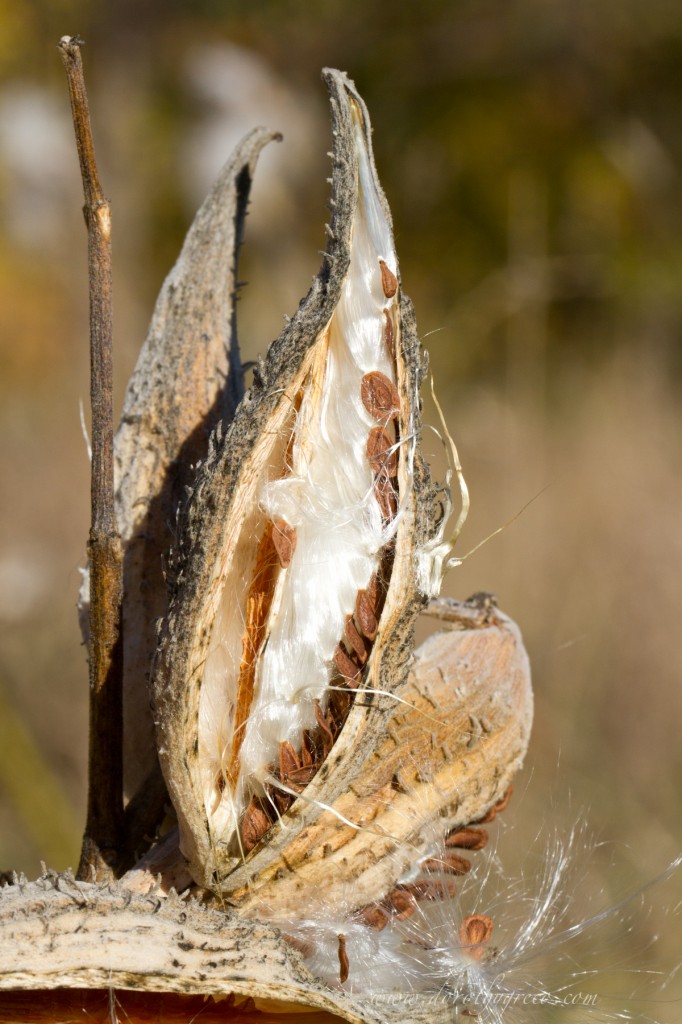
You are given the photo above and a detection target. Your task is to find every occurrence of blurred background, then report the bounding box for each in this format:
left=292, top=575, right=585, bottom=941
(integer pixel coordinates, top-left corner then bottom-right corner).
left=1, top=0, right=681, bottom=1016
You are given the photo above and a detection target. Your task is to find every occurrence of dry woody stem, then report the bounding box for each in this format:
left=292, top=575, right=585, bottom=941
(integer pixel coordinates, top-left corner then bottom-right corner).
left=58, top=36, right=123, bottom=879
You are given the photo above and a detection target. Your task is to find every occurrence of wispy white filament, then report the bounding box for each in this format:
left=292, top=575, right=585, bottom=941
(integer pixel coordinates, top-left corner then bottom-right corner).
left=276, top=826, right=682, bottom=1022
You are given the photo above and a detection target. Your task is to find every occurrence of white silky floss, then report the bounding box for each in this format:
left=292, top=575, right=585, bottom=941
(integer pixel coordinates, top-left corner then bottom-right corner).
left=277, top=827, right=681, bottom=1022
left=239, top=112, right=404, bottom=787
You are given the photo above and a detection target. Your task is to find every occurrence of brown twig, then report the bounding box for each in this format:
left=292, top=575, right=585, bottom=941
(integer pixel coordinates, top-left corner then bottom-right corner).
left=58, top=35, right=123, bottom=879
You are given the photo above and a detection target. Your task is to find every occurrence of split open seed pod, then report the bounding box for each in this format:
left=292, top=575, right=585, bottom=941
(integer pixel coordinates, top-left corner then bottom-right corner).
left=0, top=64, right=534, bottom=1024
left=152, top=70, right=451, bottom=890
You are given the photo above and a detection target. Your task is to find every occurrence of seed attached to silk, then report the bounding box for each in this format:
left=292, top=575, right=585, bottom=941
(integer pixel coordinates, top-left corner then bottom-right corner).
left=459, top=914, right=494, bottom=962
left=355, top=589, right=378, bottom=641
left=361, top=371, right=400, bottom=422
left=271, top=519, right=297, bottom=568
left=422, top=851, right=472, bottom=875
left=374, top=469, right=398, bottom=521
left=241, top=798, right=271, bottom=853
left=344, top=615, right=368, bottom=663
left=366, top=426, right=398, bottom=475
left=333, top=644, right=363, bottom=685
left=379, top=258, right=398, bottom=298
left=445, top=826, right=489, bottom=850
left=337, top=933, right=350, bottom=984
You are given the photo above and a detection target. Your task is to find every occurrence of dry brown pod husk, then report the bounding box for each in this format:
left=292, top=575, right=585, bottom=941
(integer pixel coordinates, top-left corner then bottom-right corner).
left=0, top=68, right=532, bottom=1023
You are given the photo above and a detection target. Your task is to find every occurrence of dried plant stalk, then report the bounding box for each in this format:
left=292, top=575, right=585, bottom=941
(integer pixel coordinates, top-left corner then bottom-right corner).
left=58, top=36, right=123, bottom=880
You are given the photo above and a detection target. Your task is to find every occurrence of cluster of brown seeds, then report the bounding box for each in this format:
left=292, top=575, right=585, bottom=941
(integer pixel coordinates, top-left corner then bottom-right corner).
left=239, top=571, right=389, bottom=854
left=336, top=787, right=512, bottom=985
left=238, top=260, right=401, bottom=856
left=355, top=789, right=513, bottom=932
left=363, top=269, right=400, bottom=523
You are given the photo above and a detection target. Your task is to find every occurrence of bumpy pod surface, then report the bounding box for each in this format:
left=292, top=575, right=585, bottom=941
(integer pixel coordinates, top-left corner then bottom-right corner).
left=80, top=127, right=281, bottom=799
left=152, top=70, right=444, bottom=889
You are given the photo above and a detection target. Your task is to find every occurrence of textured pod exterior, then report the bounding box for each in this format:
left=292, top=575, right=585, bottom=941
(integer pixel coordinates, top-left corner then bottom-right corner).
left=232, top=600, right=532, bottom=915
left=80, top=128, right=281, bottom=799
left=0, top=878, right=444, bottom=1023
left=152, top=70, right=443, bottom=889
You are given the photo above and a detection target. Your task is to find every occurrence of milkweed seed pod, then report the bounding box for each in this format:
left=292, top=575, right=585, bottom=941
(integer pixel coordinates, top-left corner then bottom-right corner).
left=79, top=127, right=282, bottom=799
left=151, top=69, right=532, bottom=905
left=232, top=597, right=531, bottom=924
left=0, top=66, right=535, bottom=1024
left=151, top=69, right=466, bottom=891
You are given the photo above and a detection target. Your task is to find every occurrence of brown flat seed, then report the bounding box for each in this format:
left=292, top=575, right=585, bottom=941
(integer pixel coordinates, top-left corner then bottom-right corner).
left=345, top=615, right=368, bottom=663
left=357, top=903, right=390, bottom=930
left=422, top=852, right=471, bottom=876
left=287, top=764, right=319, bottom=787
left=398, top=879, right=457, bottom=902
left=301, top=731, right=314, bottom=767
left=459, top=914, right=494, bottom=962
left=361, top=371, right=400, bottom=422
left=442, top=851, right=472, bottom=874
left=366, top=572, right=382, bottom=612
left=355, top=589, right=378, bottom=641
left=329, top=686, right=352, bottom=724
left=337, top=933, right=350, bottom=984
left=383, top=888, right=417, bottom=920
left=366, top=426, right=398, bottom=475
left=333, top=644, right=362, bottom=685
left=379, top=258, right=398, bottom=298
left=269, top=786, right=294, bottom=815
left=241, top=798, right=271, bottom=853
left=374, top=469, right=398, bottom=520
left=303, top=728, right=323, bottom=765
left=383, top=309, right=395, bottom=359
left=271, top=518, right=297, bottom=568
left=445, top=826, right=489, bottom=851
left=314, top=700, right=334, bottom=757
left=279, top=740, right=300, bottom=782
